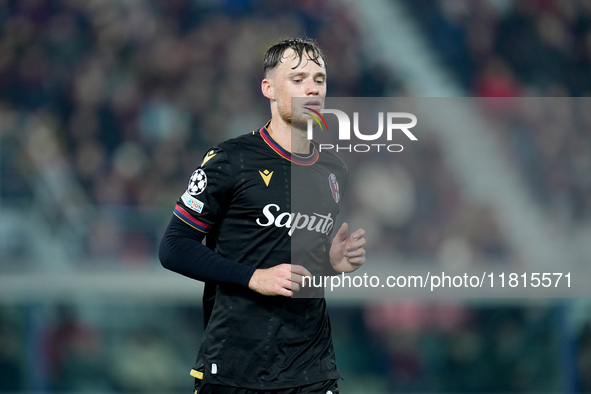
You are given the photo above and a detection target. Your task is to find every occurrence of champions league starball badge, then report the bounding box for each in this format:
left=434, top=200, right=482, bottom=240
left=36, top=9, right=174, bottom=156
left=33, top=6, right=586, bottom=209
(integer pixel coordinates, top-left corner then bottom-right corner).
left=188, top=169, right=207, bottom=196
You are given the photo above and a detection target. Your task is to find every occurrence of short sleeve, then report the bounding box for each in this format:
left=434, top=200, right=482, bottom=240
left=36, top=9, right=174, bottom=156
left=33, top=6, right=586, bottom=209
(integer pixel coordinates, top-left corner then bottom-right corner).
left=174, top=147, right=233, bottom=234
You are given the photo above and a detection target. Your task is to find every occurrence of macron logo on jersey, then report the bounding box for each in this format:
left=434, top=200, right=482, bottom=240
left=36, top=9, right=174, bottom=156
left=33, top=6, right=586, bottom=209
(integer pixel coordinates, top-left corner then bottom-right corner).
left=256, top=204, right=334, bottom=237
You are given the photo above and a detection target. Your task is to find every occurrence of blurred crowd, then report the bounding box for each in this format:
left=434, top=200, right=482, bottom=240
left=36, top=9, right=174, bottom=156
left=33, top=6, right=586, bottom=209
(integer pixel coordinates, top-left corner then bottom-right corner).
left=0, top=302, right=574, bottom=392
left=409, top=0, right=591, bottom=96
left=408, top=0, right=591, bottom=229
left=1, top=1, right=590, bottom=393
left=0, top=0, right=514, bottom=264
left=0, top=0, right=393, bottom=261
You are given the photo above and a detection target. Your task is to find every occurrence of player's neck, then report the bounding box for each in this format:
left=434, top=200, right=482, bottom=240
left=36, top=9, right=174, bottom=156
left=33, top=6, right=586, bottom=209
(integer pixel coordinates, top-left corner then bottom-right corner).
left=268, top=119, right=311, bottom=155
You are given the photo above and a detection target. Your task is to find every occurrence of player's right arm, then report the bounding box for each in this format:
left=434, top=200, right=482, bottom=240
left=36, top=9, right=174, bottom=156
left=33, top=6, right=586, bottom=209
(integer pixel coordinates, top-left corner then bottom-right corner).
left=247, top=264, right=311, bottom=297
left=159, top=216, right=310, bottom=296
left=158, top=147, right=309, bottom=296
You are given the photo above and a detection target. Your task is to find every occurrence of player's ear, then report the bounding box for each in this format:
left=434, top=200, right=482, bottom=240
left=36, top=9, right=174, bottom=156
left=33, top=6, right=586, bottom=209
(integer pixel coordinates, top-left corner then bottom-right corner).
left=261, top=77, right=275, bottom=100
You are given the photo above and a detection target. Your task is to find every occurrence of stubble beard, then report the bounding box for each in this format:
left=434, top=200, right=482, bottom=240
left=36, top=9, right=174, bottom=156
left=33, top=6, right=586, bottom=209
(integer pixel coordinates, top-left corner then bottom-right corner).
left=278, top=103, right=307, bottom=133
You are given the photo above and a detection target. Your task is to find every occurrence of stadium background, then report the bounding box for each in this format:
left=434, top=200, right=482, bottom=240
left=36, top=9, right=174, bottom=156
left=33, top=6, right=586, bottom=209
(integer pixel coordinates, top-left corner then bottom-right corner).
left=0, top=0, right=590, bottom=392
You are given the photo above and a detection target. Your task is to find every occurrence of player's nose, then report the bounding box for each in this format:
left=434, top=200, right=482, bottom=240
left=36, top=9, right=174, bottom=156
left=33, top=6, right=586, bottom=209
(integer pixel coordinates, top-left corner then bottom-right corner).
left=305, top=79, right=320, bottom=96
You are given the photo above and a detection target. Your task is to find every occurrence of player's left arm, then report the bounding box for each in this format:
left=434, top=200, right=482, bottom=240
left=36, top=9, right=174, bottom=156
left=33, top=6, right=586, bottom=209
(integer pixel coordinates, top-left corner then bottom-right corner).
left=329, top=222, right=366, bottom=273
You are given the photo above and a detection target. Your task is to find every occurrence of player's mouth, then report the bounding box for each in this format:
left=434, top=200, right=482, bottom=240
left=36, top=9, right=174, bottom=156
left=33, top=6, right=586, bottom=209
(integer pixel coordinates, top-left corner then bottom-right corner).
left=303, top=100, right=323, bottom=111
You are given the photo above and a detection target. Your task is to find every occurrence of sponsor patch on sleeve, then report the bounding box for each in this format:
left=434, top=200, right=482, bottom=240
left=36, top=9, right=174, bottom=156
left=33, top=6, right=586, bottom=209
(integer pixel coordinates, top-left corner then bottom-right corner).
left=181, top=191, right=205, bottom=213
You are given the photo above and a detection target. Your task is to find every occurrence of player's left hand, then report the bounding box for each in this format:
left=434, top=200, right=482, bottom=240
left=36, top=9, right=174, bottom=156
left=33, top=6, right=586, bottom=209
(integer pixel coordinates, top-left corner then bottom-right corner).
left=329, top=223, right=366, bottom=273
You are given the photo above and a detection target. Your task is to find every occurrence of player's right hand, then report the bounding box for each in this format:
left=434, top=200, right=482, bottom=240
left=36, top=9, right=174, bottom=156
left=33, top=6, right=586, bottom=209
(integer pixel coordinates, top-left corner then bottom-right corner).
left=248, top=264, right=312, bottom=297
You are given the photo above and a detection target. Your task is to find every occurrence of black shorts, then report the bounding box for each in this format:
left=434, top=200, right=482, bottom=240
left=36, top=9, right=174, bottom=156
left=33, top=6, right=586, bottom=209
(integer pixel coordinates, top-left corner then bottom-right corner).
left=194, top=378, right=339, bottom=394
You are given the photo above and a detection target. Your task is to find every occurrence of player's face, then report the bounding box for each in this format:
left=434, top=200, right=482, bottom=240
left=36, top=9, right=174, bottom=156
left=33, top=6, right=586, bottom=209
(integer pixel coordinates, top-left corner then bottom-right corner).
left=265, top=48, right=327, bottom=128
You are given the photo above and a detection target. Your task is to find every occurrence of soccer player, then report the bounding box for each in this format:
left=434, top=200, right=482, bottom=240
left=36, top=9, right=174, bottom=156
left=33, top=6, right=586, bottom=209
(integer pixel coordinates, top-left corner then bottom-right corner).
left=159, top=38, right=366, bottom=394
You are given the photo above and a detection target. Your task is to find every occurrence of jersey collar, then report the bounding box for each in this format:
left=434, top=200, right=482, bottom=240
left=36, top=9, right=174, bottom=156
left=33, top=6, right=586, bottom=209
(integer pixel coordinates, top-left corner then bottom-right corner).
left=259, top=121, right=319, bottom=166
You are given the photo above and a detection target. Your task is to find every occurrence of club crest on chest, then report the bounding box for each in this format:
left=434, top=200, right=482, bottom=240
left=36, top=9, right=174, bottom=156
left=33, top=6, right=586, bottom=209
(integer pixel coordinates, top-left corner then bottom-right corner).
left=328, top=173, right=340, bottom=203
